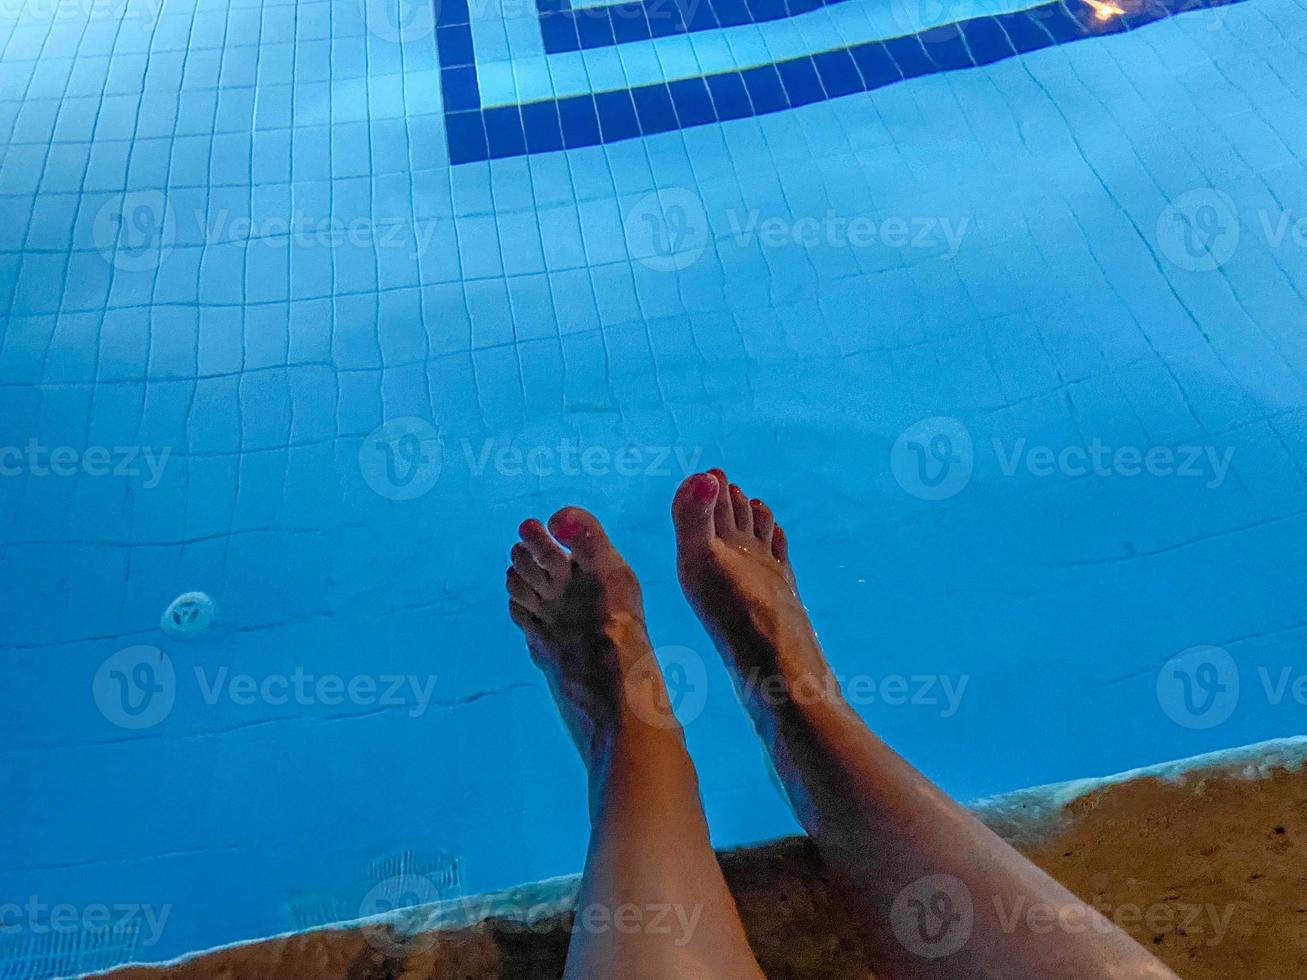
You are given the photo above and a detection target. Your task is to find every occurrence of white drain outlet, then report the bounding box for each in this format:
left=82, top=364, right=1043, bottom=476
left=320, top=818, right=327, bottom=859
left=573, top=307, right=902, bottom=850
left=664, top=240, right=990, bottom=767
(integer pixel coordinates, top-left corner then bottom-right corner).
left=161, top=591, right=217, bottom=639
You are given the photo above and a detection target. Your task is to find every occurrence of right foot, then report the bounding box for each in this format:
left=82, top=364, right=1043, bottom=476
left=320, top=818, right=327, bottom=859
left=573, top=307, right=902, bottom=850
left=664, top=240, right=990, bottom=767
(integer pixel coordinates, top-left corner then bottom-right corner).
left=507, top=507, right=678, bottom=767
left=672, top=470, right=840, bottom=710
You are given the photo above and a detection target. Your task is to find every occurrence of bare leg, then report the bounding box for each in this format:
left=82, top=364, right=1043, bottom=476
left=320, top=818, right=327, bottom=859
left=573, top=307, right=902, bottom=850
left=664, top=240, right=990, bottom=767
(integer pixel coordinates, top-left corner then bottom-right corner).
left=672, top=470, right=1178, bottom=980
left=508, top=507, right=765, bottom=980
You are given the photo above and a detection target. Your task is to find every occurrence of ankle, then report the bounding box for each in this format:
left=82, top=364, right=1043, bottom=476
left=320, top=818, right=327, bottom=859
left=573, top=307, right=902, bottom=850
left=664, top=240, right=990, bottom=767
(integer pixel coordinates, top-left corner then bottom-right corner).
left=741, top=671, right=867, bottom=762
left=732, top=660, right=845, bottom=715
left=585, top=716, right=692, bottom=809
left=573, top=673, right=686, bottom=765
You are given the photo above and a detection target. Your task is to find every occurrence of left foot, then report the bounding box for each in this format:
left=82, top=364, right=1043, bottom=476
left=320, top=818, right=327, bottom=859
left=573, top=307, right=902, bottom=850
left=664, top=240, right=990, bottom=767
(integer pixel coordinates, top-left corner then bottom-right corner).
left=507, top=508, right=677, bottom=766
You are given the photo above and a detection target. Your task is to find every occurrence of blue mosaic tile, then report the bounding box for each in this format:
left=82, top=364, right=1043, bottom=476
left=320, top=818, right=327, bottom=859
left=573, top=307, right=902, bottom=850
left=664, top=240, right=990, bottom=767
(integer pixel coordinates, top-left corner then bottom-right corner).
left=777, top=56, right=827, bottom=106
left=996, top=8, right=1059, bottom=53
left=740, top=64, right=791, bottom=114
left=923, top=25, right=979, bottom=71
left=534, top=0, right=847, bottom=52
left=540, top=11, right=583, bottom=48
left=706, top=72, right=754, bottom=120
left=438, top=0, right=471, bottom=25
left=813, top=49, right=864, bottom=98
left=393, top=0, right=1240, bottom=165
left=747, top=0, right=789, bottom=18
left=575, top=8, right=617, bottom=47
left=1040, top=0, right=1093, bottom=40
left=632, top=83, right=680, bottom=133
left=484, top=106, right=529, bottom=158
left=595, top=89, right=641, bottom=140
left=849, top=41, right=903, bottom=89
left=446, top=110, right=490, bottom=164
left=669, top=76, right=717, bottom=126
left=441, top=66, right=482, bottom=112
left=963, top=17, right=1017, bottom=65
left=883, top=33, right=936, bottom=79
left=557, top=94, right=603, bottom=148
left=522, top=100, right=567, bottom=151
left=437, top=26, right=477, bottom=67
left=612, top=8, right=656, bottom=42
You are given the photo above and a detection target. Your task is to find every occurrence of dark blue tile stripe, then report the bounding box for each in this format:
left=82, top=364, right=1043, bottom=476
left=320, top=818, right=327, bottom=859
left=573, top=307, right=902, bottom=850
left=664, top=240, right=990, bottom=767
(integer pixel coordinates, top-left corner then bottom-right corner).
left=437, top=0, right=1246, bottom=164
left=533, top=0, right=850, bottom=53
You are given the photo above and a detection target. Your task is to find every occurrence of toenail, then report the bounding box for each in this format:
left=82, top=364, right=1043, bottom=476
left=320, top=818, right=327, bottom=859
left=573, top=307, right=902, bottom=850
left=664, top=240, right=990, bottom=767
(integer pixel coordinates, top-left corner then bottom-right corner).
left=554, top=516, right=583, bottom=541
left=692, top=474, right=718, bottom=503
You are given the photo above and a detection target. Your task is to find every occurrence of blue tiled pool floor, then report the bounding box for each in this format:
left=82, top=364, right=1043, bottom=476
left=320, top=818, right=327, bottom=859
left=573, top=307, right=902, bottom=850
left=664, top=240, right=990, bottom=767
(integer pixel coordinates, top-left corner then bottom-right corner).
left=3, top=0, right=1307, bottom=970
left=441, top=0, right=1250, bottom=161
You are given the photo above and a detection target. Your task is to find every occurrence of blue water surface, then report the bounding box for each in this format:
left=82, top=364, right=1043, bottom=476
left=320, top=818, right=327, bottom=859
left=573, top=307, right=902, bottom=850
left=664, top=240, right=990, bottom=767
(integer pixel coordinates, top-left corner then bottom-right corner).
left=2, top=0, right=1307, bottom=970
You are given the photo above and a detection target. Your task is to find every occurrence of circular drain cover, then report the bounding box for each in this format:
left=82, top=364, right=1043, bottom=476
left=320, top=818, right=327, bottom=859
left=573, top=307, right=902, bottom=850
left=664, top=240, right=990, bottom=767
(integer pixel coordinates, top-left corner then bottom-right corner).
left=161, top=592, right=217, bottom=638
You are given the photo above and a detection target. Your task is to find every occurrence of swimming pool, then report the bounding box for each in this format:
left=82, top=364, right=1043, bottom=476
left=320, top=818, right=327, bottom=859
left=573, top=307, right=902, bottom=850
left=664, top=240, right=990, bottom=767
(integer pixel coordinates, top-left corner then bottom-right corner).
left=2, top=0, right=1306, bottom=970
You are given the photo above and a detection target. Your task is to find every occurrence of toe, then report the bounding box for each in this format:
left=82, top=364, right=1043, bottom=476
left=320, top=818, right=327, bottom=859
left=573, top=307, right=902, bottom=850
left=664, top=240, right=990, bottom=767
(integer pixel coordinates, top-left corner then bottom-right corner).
left=519, top=518, right=569, bottom=580
left=672, top=472, right=720, bottom=550
left=708, top=468, right=734, bottom=534
left=547, top=506, right=614, bottom=566
left=750, top=499, right=774, bottom=544
left=508, top=598, right=543, bottom=633
left=507, top=567, right=545, bottom=616
left=511, top=543, right=551, bottom=591
left=729, top=484, right=752, bottom=534
left=771, top=524, right=789, bottom=563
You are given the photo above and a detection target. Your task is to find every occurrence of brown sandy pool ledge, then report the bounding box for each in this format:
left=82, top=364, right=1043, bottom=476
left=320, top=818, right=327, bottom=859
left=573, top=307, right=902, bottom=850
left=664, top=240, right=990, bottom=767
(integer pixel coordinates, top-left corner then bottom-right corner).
left=97, top=736, right=1307, bottom=980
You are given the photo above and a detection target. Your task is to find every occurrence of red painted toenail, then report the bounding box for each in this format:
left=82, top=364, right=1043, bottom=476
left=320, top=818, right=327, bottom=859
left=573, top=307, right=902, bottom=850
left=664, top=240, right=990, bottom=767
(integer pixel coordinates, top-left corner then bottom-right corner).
left=692, top=474, right=718, bottom=503
left=554, top=516, right=583, bottom=541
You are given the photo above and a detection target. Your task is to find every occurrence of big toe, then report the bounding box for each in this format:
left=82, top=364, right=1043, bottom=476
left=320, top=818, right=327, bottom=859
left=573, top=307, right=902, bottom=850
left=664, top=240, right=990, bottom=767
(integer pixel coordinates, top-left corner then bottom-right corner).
left=547, top=506, right=616, bottom=567
left=672, top=472, right=720, bottom=552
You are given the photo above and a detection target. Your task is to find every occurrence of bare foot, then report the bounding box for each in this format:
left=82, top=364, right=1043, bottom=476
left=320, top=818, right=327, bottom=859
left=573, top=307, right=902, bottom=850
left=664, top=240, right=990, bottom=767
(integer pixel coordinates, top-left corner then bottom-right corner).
left=508, top=507, right=677, bottom=767
left=673, top=470, right=838, bottom=710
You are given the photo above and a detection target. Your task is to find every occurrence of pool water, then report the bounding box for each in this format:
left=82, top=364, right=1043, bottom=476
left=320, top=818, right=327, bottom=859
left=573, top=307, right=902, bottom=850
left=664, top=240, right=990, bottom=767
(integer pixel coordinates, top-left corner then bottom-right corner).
left=2, top=0, right=1307, bottom=971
